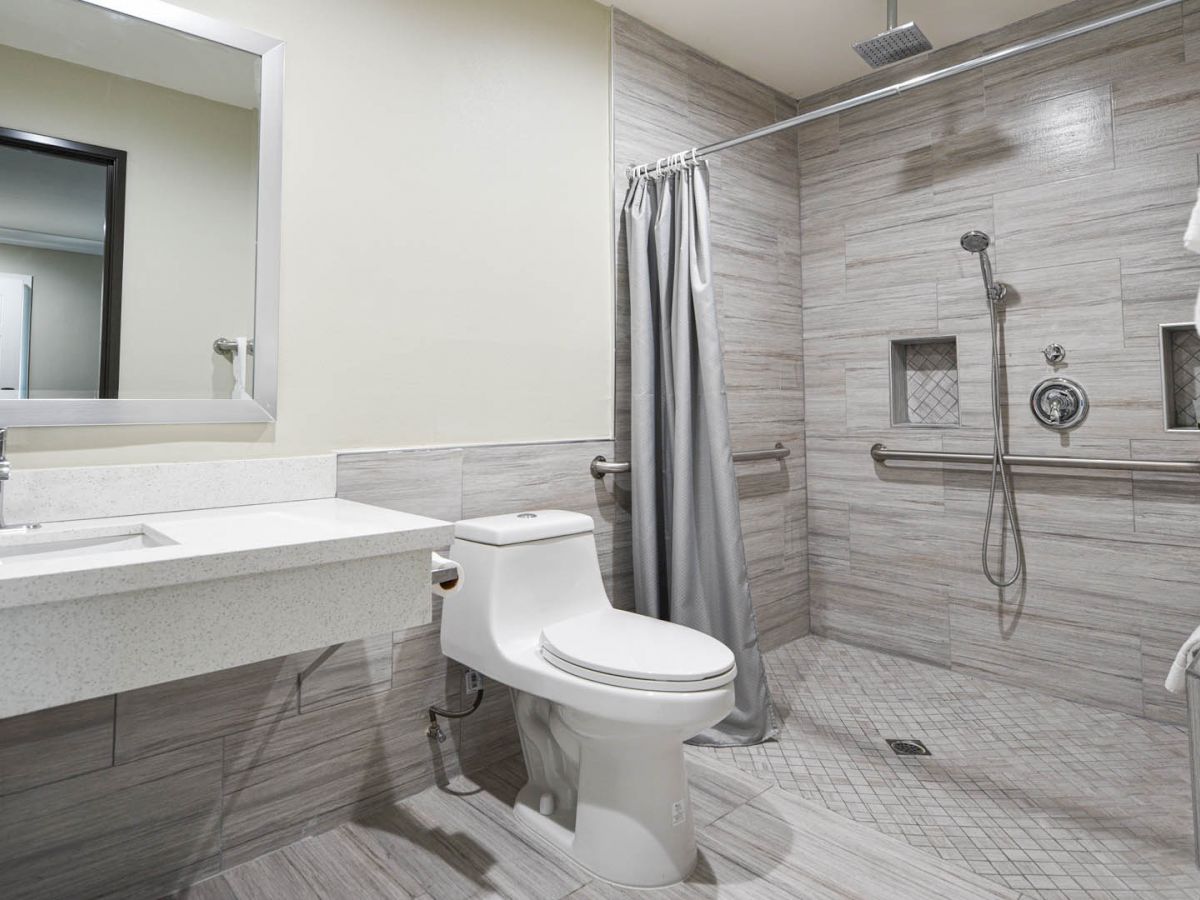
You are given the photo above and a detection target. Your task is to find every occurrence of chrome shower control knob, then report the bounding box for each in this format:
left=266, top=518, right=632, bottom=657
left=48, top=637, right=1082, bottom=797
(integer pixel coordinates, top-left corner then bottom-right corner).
left=1042, top=343, right=1066, bottom=364
left=1030, top=377, right=1088, bottom=430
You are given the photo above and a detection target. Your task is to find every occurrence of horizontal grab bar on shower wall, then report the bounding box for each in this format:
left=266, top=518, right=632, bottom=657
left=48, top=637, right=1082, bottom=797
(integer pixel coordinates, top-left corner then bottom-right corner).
left=590, top=443, right=790, bottom=479
left=870, top=443, right=1200, bottom=475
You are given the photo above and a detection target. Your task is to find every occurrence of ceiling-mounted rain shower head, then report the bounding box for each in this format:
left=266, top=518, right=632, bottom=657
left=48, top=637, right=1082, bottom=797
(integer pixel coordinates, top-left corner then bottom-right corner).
left=852, top=0, right=933, bottom=68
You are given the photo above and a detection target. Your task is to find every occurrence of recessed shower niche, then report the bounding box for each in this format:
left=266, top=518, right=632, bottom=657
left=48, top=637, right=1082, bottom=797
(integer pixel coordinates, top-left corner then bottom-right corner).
left=889, top=337, right=960, bottom=427
left=1160, top=323, right=1200, bottom=431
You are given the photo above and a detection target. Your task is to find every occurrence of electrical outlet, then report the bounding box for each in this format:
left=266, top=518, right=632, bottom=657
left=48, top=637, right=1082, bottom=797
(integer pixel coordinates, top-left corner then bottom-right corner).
left=464, top=669, right=483, bottom=693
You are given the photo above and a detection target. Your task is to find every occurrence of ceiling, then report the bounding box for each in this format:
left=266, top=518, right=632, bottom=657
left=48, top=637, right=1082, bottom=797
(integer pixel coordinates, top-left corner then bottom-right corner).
left=600, top=0, right=1072, bottom=98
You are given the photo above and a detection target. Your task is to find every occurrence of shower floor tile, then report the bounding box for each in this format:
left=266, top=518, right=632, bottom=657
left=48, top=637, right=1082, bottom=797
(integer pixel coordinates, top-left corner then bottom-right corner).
left=697, top=635, right=1200, bottom=900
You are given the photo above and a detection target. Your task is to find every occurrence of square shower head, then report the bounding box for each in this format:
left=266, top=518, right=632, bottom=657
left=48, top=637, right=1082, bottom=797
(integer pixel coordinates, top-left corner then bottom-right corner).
left=852, top=22, right=933, bottom=68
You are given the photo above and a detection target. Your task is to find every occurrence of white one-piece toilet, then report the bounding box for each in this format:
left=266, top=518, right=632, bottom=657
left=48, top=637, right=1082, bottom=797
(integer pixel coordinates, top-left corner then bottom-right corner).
left=440, top=509, right=737, bottom=888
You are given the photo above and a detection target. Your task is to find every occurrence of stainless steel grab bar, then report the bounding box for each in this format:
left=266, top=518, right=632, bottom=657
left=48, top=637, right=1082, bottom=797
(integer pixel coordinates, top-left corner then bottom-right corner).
left=870, top=443, right=1200, bottom=474
left=213, top=337, right=254, bottom=354
left=591, top=443, right=790, bottom=479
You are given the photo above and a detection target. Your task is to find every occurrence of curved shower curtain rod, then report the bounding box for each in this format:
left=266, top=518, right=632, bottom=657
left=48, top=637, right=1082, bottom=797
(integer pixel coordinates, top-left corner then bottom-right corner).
left=627, top=0, right=1182, bottom=176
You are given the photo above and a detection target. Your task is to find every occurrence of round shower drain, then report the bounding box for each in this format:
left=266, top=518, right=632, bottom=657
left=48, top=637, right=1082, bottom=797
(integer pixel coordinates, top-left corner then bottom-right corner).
left=885, top=738, right=931, bottom=756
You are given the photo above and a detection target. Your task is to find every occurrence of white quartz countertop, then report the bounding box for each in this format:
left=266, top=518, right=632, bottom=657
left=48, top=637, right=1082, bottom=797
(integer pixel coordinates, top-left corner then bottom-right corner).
left=0, top=498, right=453, bottom=608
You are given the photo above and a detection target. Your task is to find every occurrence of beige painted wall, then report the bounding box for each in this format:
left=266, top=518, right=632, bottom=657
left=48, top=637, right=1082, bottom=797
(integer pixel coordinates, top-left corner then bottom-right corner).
left=8, top=0, right=613, bottom=466
left=0, top=245, right=103, bottom=397
left=0, top=42, right=259, bottom=402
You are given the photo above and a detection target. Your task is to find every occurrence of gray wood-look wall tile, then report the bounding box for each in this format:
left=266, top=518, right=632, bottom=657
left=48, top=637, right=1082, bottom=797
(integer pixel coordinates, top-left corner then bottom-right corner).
left=940, top=260, right=1127, bottom=360
left=1122, top=265, right=1200, bottom=346
left=993, top=156, right=1199, bottom=276
left=1145, top=609, right=1199, bottom=722
left=934, top=86, right=1115, bottom=202
left=221, top=673, right=458, bottom=865
left=801, top=146, right=932, bottom=221
left=1113, top=60, right=1200, bottom=164
left=1187, top=0, right=1200, bottom=61
left=0, top=695, right=113, bottom=796
left=393, top=619, right=450, bottom=683
left=0, top=739, right=222, bottom=900
left=845, top=71, right=986, bottom=163
left=455, top=677, right=522, bottom=776
left=114, top=654, right=301, bottom=764
left=983, top=4, right=1182, bottom=110
left=805, top=281, right=937, bottom=342
left=954, top=469, right=1135, bottom=543
left=795, top=116, right=839, bottom=161
left=611, top=9, right=692, bottom=162
left=336, top=448, right=463, bottom=525
left=297, top=635, right=393, bottom=714
left=948, top=589, right=1145, bottom=716
left=844, top=199, right=994, bottom=294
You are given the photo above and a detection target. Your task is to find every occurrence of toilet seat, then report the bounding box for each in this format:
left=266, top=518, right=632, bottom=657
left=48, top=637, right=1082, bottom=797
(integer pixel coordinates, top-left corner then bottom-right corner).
left=540, top=609, right=736, bottom=693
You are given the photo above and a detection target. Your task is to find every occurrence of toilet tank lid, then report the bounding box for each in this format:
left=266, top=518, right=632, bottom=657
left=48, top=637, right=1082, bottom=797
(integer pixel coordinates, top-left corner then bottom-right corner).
left=454, top=510, right=594, bottom=545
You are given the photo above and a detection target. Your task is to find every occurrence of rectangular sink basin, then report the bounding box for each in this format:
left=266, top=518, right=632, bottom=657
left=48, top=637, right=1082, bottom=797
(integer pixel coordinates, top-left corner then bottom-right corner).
left=0, top=524, right=177, bottom=565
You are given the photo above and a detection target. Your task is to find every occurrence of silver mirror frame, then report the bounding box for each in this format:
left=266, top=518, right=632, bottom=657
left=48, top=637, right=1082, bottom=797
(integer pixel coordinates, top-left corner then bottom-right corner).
left=0, top=0, right=283, bottom=427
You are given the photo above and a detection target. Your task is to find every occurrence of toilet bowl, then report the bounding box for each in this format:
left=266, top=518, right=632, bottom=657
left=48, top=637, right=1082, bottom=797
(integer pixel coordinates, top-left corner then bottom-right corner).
left=440, top=510, right=736, bottom=888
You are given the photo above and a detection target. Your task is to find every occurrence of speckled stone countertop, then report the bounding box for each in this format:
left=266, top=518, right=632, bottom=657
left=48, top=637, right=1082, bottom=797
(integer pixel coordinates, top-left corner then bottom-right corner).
left=0, top=498, right=454, bottom=608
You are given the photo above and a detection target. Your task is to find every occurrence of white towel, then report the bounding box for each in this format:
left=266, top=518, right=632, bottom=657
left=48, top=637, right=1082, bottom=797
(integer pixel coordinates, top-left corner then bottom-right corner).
left=231, top=336, right=249, bottom=400
left=1188, top=188, right=1200, bottom=255
left=1189, top=190, right=1200, bottom=331
left=1164, top=623, right=1200, bottom=693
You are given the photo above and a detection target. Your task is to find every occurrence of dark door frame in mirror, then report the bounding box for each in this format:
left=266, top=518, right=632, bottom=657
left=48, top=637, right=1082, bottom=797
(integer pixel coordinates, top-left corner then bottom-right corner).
left=0, top=126, right=126, bottom=398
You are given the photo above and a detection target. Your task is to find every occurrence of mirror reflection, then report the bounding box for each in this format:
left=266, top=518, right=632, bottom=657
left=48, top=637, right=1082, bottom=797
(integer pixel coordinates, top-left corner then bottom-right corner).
left=0, top=0, right=261, bottom=401
left=0, top=133, right=119, bottom=399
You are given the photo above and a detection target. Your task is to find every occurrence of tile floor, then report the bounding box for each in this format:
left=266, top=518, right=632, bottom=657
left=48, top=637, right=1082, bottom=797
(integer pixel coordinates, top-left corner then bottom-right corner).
left=176, top=634, right=1200, bottom=899
left=178, top=751, right=1015, bottom=899
left=704, top=636, right=1200, bottom=900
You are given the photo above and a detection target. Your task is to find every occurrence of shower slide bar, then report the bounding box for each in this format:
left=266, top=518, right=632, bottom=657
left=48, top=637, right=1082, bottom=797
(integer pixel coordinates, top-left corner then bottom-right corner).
left=590, top=443, right=790, bottom=478
left=870, top=443, right=1200, bottom=475
left=627, top=0, right=1182, bottom=176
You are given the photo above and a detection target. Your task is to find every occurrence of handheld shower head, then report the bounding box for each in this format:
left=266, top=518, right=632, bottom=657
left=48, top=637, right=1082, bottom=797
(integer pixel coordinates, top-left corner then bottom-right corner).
left=960, top=230, right=991, bottom=254
left=960, top=230, right=1007, bottom=304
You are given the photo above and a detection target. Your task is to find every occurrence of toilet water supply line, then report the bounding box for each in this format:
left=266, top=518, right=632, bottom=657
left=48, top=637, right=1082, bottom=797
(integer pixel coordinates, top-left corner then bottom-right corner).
left=427, top=688, right=484, bottom=743
left=426, top=552, right=484, bottom=742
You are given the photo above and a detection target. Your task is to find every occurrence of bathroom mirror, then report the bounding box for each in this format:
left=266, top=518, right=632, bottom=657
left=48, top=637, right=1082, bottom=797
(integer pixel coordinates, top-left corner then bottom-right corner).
left=0, top=0, right=283, bottom=426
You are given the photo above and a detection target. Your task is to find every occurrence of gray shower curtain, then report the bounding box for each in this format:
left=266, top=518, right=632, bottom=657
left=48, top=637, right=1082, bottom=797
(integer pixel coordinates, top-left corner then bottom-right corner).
left=623, top=161, right=776, bottom=746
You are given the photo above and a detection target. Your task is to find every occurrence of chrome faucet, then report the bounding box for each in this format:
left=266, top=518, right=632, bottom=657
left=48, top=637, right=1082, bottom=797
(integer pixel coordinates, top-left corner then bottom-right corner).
left=0, top=428, right=10, bottom=529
